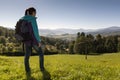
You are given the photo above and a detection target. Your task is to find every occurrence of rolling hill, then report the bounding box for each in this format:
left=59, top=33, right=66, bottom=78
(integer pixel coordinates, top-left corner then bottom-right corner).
left=39, top=26, right=120, bottom=36
left=1, top=26, right=120, bottom=40
left=39, top=26, right=120, bottom=40
left=88, top=26, right=120, bottom=36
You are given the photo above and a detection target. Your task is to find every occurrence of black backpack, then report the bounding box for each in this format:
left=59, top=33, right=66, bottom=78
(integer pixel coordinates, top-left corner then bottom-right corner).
left=15, top=20, right=32, bottom=42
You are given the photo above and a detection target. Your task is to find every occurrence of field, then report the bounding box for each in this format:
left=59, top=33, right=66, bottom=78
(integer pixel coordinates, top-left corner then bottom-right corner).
left=0, top=53, right=120, bottom=80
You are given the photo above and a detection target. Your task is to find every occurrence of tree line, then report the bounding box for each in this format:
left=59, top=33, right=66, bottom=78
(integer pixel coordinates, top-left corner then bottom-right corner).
left=69, top=32, right=120, bottom=54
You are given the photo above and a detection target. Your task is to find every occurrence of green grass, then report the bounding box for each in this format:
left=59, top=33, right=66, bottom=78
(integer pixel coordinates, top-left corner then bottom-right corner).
left=0, top=53, right=120, bottom=80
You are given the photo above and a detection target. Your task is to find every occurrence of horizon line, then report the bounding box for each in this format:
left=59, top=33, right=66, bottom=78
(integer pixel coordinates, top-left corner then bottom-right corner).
left=0, top=25, right=120, bottom=30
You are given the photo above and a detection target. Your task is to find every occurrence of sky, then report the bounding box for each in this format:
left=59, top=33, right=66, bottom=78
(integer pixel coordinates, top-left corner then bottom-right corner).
left=0, top=0, right=120, bottom=29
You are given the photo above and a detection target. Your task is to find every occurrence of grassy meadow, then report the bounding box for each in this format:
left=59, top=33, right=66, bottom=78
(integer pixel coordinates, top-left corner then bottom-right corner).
left=0, top=53, right=120, bottom=80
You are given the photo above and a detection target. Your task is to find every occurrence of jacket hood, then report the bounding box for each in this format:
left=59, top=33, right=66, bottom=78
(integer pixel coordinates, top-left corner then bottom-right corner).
left=20, top=15, right=37, bottom=20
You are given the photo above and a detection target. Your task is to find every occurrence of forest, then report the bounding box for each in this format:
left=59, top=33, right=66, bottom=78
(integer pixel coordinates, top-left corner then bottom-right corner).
left=0, top=26, right=120, bottom=56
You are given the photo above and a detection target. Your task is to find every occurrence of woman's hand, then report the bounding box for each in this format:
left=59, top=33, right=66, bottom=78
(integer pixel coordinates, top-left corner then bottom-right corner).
left=38, top=42, right=42, bottom=47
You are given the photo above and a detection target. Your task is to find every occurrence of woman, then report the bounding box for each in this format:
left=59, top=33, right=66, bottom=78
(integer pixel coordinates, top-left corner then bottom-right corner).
left=20, top=7, right=44, bottom=73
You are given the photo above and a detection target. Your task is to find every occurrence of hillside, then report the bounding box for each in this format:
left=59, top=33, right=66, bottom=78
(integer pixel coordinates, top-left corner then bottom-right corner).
left=39, top=28, right=93, bottom=36
left=39, top=26, right=120, bottom=36
left=0, top=26, right=70, bottom=55
left=41, top=26, right=120, bottom=40
left=88, top=26, right=120, bottom=36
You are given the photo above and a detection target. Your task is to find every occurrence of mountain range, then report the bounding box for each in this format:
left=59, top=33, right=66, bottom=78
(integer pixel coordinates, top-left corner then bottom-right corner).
left=88, top=26, right=120, bottom=36
left=39, top=28, right=93, bottom=36
left=1, top=26, right=120, bottom=40
left=39, top=26, right=120, bottom=36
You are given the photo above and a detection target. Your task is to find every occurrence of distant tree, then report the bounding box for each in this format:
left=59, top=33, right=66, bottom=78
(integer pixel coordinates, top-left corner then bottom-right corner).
left=74, top=40, right=79, bottom=53
left=118, top=41, right=120, bottom=52
left=69, top=41, right=75, bottom=54
left=74, top=32, right=87, bottom=54
left=7, top=44, right=14, bottom=52
left=0, top=36, right=6, bottom=45
left=81, top=32, right=85, bottom=37
left=0, top=27, right=4, bottom=36
left=5, top=29, right=8, bottom=38
left=43, top=47, right=49, bottom=55
left=113, top=36, right=118, bottom=52
left=105, top=36, right=118, bottom=53
left=77, top=32, right=80, bottom=38
left=8, top=29, right=15, bottom=38
left=2, top=46, right=8, bottom=53
left=86, top=34, right=94, bottom=53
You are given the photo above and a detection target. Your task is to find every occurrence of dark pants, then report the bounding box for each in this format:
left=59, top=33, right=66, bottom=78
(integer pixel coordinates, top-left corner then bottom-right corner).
left=24, top=43, right=44, bottom=72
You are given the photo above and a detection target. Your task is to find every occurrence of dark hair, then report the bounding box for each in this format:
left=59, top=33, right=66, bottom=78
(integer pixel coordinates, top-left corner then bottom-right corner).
left=25, top=7, right=36, bottom=15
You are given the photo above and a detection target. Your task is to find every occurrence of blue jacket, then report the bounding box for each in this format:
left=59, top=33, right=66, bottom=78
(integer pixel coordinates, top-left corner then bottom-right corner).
left=20, top=15, right=41, bottom=43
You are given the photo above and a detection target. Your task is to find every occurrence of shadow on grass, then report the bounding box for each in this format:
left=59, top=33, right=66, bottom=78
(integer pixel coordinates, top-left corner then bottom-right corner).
left=26, top=71, right=36, bottom=80
left=76, top=53, right=104, bottom=56
left=25, top=68, right=51, bottom=80
left=41, top=68, right=51, bottom=80
left=1, top=52, right=58, bottom=56
left=1, top=52, right=38, bottom=56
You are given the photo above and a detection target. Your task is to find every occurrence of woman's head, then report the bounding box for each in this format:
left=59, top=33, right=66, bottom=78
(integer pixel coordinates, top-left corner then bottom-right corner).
left=25, top=7, right=36, bottom=16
